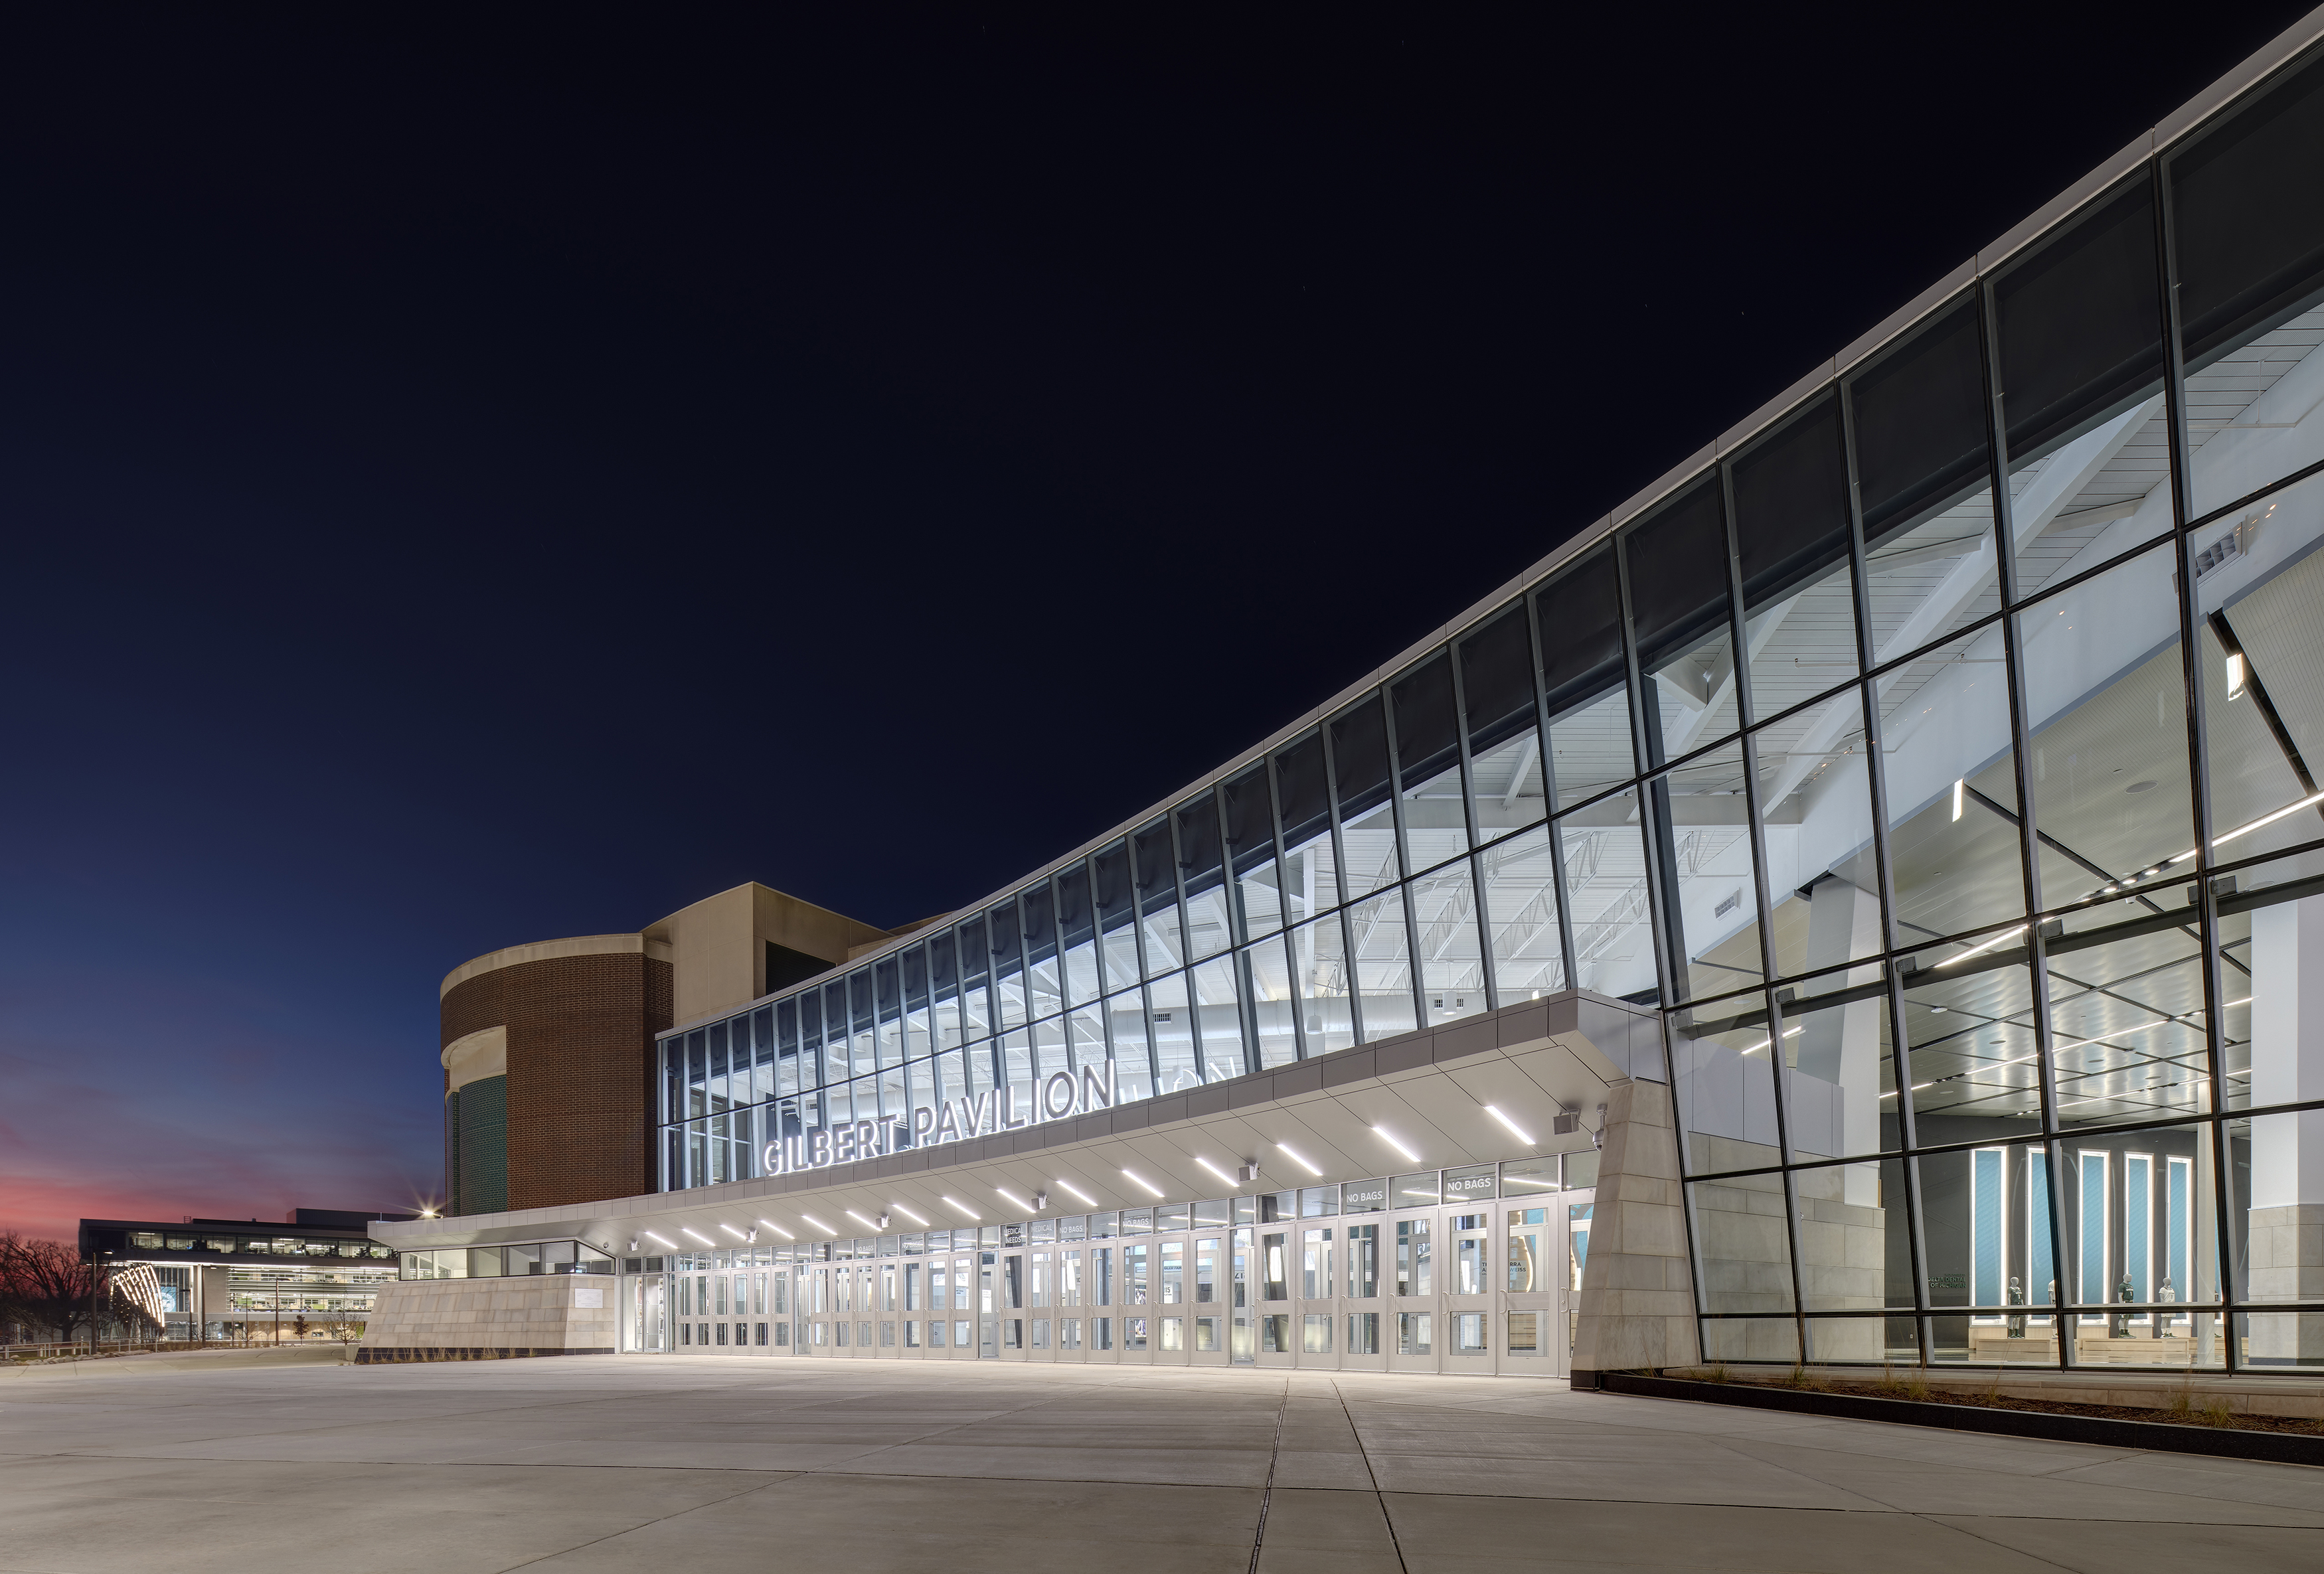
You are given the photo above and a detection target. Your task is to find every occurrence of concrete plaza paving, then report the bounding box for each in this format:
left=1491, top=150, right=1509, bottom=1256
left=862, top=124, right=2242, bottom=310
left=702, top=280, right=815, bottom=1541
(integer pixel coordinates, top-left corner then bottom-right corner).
left=2, top=1350, right=2319, bottom=1572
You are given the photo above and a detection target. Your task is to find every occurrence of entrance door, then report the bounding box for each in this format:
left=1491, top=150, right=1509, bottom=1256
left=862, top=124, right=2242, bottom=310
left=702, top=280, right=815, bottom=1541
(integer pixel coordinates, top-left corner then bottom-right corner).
left=629, top=1275, right=665, bottom=1352
left=1386, top=1212, right=1437, bottom=1373
left=1120, top=1241, right=1152, bottom=1362
left=1254, top=1228, right=1293, bottom=1366
left=1444, top=1210, right=1493, bottom=1370
left=1190, top=1235, right=1228, bottom=1366
left=1564, top=1194, right=1594, bottom=1373
left=1341, top=1219, right=1384, bottom=1370
left=1295, top=1224, right=1335, bottom=1369
left=772, top=1267, right=796, bottom=1355
left=977, top=1253, right=998, bottom=1357
left=1154, top=1237, right=1189, bottom=1364
left=1229, top=1229, right=1254, bottom=1364
left=1503, top=1202, right=1562, bottom=1376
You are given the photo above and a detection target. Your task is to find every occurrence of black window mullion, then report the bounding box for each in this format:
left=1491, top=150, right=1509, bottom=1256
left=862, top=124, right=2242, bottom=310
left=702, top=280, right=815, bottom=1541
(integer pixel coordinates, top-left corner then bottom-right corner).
left=1840, top=367, right=1935, bottom=1366
left=1612, top=530, right=1679, bottom=1012
left=1978, top=271, right=2073, bottom=1373
left=2155, top=153, right=2240, bottom=1368
left=1523, top=584, right=1585, bottom=994
left=1446, top=639, right=1497, bottom=1012
left=1263, top=750, right=1313, bottom=1063
left=1319, top=719, right=1367, bottom=1047
left=1377, top=684, right=1426, bottom=1032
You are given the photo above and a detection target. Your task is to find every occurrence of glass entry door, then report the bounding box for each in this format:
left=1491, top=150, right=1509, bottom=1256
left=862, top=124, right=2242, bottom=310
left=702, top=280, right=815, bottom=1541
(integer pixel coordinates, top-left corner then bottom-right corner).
left=1341, top=1220, right=1384, bottom=1370
left=627, top=1273, right=665, bottom=1352
left=1503, top=1201, right=1566, bottom=1377
left=1387, top=1212, right=1436, bottom=1373
left=1445, top=1211, right=1493, bottom=1368
left=977, top=1253, right=998, bottom=1357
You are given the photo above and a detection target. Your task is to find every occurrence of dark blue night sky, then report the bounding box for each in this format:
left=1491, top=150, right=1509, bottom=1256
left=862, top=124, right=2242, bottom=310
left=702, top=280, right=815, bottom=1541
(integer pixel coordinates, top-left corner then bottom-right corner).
left=2, top=7, right=2303, bottom=1237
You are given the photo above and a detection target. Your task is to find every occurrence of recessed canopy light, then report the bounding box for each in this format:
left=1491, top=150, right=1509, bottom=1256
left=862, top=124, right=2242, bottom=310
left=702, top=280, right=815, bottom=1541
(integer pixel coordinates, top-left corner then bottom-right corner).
left=754, top=1220, right=792, bottom=1240
left=942, top=1196, right=981, bottom=1220
left=890, top=1204, right=929, bottom=1227
left=1121, top=1168, right=1165, bottom=1197
left=1054, top=1178, right=1097, bottom=1208
left=1483, top=1105, right=1535, bottom=1145
left=1372, top=1127, right=1421, bottom=1165
left=1275, top=1142, right=1323, bottom=1177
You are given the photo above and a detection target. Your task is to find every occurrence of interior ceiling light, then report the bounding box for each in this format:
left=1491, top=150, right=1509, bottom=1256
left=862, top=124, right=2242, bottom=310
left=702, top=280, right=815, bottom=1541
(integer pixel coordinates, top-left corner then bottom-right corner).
left=754, top=1219, right=793, bottom=1240
left=1482, top=1105, right=1535, bottom=1146
left=2226, top=651, right=2247, bottom=700
left=1740, top=1026, right=1805, bottom=1055
left=1935, top=925, right=2027, bottom=969
left=2155, top=789, right=2324, bottom=873
left=1121, top=1168, right=1165, bottom=1197
left=1275, top=1142, right=1323, bottom=1177
left=1951, top=779, right=1965, bottom=821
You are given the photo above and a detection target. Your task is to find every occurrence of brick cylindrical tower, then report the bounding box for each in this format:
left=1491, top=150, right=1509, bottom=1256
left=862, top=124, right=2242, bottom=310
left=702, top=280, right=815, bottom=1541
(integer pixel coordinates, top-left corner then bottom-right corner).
left=439, top=936, right=674, bottom=1214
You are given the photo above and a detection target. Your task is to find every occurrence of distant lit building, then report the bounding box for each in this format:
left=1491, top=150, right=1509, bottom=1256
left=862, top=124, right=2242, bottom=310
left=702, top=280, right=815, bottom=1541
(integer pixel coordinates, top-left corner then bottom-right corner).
left=79, top=1210, right=412, bottom=1341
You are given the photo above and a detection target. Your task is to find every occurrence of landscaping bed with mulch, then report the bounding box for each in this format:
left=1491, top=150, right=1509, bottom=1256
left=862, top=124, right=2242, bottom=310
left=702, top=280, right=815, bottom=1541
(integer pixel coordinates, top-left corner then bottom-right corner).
left=1592, top=1370, right=2324, bottom=1466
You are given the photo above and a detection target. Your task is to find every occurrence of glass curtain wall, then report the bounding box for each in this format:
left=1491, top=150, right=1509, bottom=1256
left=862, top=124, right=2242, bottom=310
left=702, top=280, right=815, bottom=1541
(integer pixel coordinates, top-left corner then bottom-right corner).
left=655, top=42, right=2324, bottom=1374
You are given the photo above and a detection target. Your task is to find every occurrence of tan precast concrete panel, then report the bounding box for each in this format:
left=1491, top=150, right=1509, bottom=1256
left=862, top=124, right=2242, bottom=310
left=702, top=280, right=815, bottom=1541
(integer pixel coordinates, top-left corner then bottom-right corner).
left=645, top=882, right=892, bottom=1025
left=750, top=883, right=890, bottom=985
left=441, top=1025, right=509, bottom=1092
left=649, top=884, right=758, bottom=1026
left=439, top=934, right=665, bottom=999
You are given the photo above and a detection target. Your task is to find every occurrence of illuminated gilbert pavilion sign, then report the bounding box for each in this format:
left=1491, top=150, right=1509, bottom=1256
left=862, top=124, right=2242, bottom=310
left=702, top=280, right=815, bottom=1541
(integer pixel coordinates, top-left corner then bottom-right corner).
left=763, top=1064, right=1117, bottom=1176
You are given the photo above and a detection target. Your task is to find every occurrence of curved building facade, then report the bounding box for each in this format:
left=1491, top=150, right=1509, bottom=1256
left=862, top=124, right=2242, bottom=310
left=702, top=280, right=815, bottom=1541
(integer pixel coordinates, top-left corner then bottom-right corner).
left=440, top=936, right=673, bottom=1214
left=382, top=14, right=2324, bottom=1381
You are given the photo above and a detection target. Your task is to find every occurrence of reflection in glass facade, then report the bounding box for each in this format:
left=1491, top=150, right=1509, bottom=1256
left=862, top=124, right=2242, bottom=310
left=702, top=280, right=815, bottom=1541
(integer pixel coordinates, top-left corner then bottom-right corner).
left=659, top=40, right=2324, bottom=1372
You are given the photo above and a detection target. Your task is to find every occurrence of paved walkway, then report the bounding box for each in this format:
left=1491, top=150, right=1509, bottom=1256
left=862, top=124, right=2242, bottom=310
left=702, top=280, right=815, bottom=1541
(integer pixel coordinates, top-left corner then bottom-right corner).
left=2, top=1354, right=2319, bottom=1571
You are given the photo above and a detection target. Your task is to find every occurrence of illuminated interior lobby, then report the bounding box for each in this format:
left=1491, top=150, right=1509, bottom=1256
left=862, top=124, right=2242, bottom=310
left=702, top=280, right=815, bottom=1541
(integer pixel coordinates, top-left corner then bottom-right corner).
left=372, top=21, right=2324, bottom=1383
